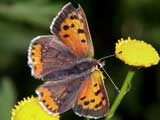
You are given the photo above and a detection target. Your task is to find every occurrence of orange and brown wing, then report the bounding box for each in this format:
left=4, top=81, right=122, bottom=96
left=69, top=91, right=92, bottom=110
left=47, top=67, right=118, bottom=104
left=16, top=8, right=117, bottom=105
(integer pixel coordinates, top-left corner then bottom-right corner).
left=36, top=78, right=82, bottom=115
left=73, top=70, right=109, bottom=119
left=28, top=35, right=77, bottom=79
left=50, top=2, right=94, bottom=58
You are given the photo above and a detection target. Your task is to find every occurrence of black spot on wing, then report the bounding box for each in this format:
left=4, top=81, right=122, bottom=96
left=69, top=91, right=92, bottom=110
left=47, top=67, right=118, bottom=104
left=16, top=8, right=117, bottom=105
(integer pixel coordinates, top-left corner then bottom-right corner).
left=32, top=58, right=35, bottom=62
left=63, top=25, right=69, bottom=30
left=94, top=83, right=98, bottom=87
left=70, top=24, right=75, bottom=28
left=45, top=104, right=49, bottom=108
left=80, top=96, right=86, bottom=100
left=94, top=104, right=99, bottom=108
left=90, top=99, right=95, bottom=103
left=69, top=14, right=78, bottom=20
left=77, top=28, right=84, bottom=33
left=94, top=101, right=102, bottom=109
left=31, top=52, right=35, bottom=56
left=70, top=15, right=74, bottom=19
left=81, top=39, right=86, bottom=43
left=63, top=34, right=70, bottom=38
left=95, top=90, right=101, bottom=96
left=84, top=101, right=90, bottom=106
left=34, top=66, right=37, bottom=70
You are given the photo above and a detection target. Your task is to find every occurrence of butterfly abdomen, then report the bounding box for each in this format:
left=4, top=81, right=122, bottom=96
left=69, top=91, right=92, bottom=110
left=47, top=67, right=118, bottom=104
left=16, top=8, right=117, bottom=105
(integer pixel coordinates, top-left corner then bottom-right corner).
left=43, top=58, right=95, bottom=81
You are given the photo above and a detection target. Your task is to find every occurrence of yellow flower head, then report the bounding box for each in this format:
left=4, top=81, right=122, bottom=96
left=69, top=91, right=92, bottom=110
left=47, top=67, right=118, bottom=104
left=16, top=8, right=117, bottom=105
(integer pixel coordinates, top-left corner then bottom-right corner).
left=115, top=37, right=160, bottom=67
left=11, top=96, right=60, bottom=120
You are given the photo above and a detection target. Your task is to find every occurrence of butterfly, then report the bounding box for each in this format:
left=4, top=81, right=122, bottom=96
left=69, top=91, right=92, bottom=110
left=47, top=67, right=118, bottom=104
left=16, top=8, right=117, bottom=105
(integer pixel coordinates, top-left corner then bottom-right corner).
left=28, top=2, right=109, bottom=119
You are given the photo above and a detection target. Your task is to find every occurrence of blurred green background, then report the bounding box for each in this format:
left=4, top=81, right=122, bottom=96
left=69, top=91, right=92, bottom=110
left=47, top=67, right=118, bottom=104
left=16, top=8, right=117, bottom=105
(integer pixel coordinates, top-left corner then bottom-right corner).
left=0, top=0, right=160, bottom=120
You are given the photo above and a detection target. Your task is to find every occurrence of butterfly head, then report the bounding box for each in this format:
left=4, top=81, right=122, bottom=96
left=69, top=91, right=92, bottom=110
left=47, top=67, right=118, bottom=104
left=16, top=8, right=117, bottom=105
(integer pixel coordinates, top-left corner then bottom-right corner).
left=96, top=60, right=105, bottom=69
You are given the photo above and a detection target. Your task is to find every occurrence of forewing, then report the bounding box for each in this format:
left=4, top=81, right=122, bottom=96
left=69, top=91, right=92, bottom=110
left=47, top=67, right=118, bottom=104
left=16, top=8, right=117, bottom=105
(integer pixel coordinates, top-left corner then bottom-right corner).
left=36, top=79, right=82, bottom=115
left=73, top=70, right=109, bottom=119
left=50, top=2, right=94, bottom=57
left=28, top=35, right=77, bottom=79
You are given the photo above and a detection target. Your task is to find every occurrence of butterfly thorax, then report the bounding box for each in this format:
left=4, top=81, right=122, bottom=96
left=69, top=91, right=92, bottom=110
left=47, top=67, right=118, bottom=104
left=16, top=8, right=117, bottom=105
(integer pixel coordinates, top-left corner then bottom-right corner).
left=43, top=57, right=96, bottom=81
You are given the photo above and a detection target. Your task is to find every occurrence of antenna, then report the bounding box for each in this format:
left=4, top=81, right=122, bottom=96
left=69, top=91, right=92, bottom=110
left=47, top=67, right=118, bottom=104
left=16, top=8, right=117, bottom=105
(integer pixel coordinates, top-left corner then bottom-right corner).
left=98, top=54, right=115, bottom=61
left=98, top=51, right=122, bottom=62
left=97, top=54, right=121, bottom=93
left=101, top=66, right=120, bottom=93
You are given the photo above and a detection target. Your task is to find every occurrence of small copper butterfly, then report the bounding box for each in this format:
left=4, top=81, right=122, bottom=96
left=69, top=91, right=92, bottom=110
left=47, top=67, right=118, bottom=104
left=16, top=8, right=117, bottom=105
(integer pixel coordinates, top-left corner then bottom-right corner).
left=28, top=2, right=109, bottom=119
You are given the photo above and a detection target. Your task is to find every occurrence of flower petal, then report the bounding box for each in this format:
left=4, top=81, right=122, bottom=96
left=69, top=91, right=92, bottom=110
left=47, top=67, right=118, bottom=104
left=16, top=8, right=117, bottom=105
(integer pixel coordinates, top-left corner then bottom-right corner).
left=11, top=96, right=60, bottom=120
left=115, top=37, right=160, bottom=67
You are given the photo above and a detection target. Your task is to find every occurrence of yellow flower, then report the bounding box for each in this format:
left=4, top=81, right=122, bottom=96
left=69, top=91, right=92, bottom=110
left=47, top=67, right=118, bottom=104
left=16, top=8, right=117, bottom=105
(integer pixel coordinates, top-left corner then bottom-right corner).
left=115, top=37, right=160, bottom=67
left=11, top=96, right=60, bottom=120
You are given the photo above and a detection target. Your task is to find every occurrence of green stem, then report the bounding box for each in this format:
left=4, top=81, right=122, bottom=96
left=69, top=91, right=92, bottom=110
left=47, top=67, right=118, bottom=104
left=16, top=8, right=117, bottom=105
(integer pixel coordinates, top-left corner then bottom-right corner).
left=105, top=69, right=136, bottom=120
